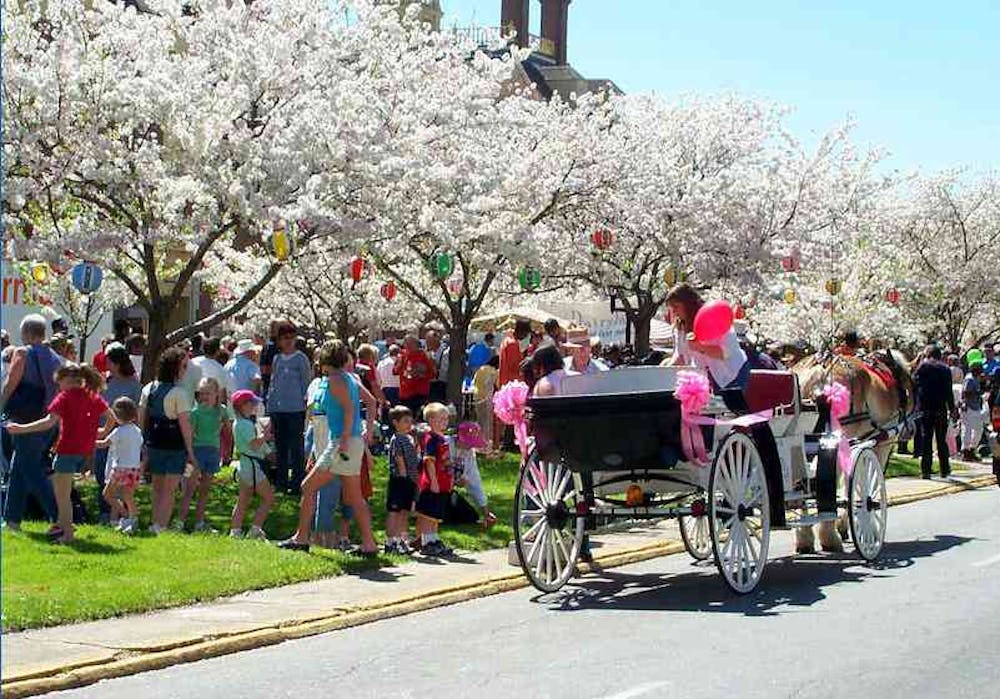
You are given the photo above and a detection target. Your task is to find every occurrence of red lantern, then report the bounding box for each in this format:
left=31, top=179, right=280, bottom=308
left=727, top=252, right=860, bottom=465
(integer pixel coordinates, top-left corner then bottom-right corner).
left=885, top=288, right=900, bottom=306
left=447, top=278, right=463, bottom=296
left=734, top=303, right=746, bottom=320
left=380, top=281, right=396, bottom=302
left=591, top=228, right=613, bottom=250
left=781, top=255, right=800, bottom=273
left=349, top=256, right=366, bottom=285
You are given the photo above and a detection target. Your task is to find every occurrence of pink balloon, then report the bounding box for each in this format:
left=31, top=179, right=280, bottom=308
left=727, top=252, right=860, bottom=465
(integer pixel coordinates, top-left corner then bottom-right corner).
left=693, top=300, right=734, bottom=343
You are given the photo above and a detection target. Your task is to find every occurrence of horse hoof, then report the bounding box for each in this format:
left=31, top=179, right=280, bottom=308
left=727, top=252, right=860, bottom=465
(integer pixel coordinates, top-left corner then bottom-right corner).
left=821, top=542, right=844, bottom=553
left=796, top=544, right=816, bottom=555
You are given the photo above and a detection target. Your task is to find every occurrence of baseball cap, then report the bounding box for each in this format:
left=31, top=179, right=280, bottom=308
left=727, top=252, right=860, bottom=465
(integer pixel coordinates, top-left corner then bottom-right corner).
left=231, top=390, right=261, bottom=408
left=234, top=339, right=262, bottom=355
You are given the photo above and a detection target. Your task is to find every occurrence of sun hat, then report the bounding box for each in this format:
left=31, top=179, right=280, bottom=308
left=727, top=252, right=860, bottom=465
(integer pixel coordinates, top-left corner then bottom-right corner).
left=456, top=421, right=489, bottom=450
left=231, top=390, right=261, bottom=408
left=234, top=339, right=262, bottom=356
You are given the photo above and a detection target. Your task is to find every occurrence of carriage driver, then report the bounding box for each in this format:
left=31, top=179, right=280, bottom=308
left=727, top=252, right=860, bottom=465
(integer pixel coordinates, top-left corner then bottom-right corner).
left=664, top=284, right=750, bottom=411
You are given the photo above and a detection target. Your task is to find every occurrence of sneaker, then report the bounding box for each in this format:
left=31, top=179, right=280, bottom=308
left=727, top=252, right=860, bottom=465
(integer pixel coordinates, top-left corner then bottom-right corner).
left=229, top=528, right=243, bottom=538
left=337, top=537, right=353, bottom=552
left=422, top=540, right=452, bottom=557
left=383, top=540, right=398, bottom=555
left=149, top=524, right=163, bottom=535
left=247, top=526, right=268, bottom=541
left=109, top=518, right=121, bottom=529
left=123, top=518, right=139, bottom=535
left=396, top=540, right=413, bottom=556
left=277, top=538, right=310, bottom=552
left=170, top=520, right=186, bottom=532
left=193, top=521, right=218, bottom=534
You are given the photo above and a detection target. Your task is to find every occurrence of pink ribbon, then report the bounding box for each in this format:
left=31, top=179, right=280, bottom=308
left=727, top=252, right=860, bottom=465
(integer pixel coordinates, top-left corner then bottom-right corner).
left=493, top=381, right=530, bottom=459
left=675, top=370, right=770, bottom=465
left=823, top=382, right=853, bottom=476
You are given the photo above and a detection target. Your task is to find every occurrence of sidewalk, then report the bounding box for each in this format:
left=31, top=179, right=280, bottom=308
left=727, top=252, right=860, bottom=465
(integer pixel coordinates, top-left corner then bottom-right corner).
left=3, top=465, right=995, bottom=698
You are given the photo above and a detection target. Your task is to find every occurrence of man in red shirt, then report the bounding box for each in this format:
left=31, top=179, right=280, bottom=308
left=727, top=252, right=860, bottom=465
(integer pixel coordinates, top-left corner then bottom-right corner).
left=394, top=334, right=436, bottom=416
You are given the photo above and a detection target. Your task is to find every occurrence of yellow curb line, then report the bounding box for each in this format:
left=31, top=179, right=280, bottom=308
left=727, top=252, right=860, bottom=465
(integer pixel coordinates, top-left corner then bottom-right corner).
left=3, top=473, right=995, bottom=698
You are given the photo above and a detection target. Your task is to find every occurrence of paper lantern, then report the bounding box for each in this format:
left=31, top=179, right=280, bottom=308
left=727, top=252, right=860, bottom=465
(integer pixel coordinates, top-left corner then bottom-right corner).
left=71, top=262, right=103, bottom=294
left=967, top=348, right=985, bottom=367
left=734, top=303, right=746, bottom=320
left=349, top=256, right=366, bottom=285
left=824, top=278, right=841, bottom=296
left=517, top=266, right=541, bottom=292
left=430, top=253, right=454, bottom=280
left=30, top=263, right=49, bottom=284
left=663, top=266, right=685, bottom=287
left=380, top=281, right=397, bottom=302
left=447, top=278, right=463, bottom=296
left=267, top=221, right=296, bottom=261
left=783, top=288, right=797, bottom=305
left=781, top=255, right=800, bottom=273
left=591, top=228, right=613, bottom=250
left=693, top=300, right=734, bottom=342
left=885, top=288, right=900, bottom=306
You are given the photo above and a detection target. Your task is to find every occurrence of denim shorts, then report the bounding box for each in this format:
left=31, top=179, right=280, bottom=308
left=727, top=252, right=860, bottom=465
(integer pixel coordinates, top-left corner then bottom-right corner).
left=193, top=446, right=222, bottom=476
left=53, top=454, right=87, bottom=474
left=148, top=448, right=187, bottom=476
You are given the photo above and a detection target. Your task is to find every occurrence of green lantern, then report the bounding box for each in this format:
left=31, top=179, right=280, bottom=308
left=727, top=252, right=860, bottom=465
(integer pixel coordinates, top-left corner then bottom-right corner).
left=429, top=252, right=454, bottom=280
left=518, top=266, right=541, bottom=292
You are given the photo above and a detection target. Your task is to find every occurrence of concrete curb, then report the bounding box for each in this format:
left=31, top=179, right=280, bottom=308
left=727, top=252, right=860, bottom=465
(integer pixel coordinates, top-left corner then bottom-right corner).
left=3, top=473, right=995, bottom=698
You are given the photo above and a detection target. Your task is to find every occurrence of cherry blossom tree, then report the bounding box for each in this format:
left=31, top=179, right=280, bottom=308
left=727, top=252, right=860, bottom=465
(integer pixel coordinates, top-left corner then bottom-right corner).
left=3, top=0, right=362, bottom=378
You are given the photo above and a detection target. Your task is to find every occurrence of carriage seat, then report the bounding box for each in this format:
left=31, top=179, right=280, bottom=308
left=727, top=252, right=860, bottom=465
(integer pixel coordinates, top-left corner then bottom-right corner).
left=745, top=370, right=799, bottom=414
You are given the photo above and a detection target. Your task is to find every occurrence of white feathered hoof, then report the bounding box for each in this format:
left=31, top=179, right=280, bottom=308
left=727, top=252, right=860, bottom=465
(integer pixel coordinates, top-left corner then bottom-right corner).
left=795, top=526, right=816, bottom=554
left=818, top=521, right=844, bottom=553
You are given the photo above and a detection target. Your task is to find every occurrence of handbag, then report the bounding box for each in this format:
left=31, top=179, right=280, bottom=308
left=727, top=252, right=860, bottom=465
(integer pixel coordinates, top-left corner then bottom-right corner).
left=3, top=349, right=47, bottom=422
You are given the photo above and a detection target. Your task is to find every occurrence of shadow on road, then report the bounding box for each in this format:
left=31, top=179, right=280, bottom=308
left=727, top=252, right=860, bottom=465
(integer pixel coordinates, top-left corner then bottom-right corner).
left=537, top=535, right=973, bottom=617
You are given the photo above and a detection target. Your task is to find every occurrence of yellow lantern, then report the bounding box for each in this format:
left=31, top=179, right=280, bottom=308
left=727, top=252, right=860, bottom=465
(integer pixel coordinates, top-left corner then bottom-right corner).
left=663, top=266, right=685, bottom=287
left=30, top=263, right=49, bottom=284
left=824, top=278, right=841, bottom=296
left=268, top=221, right=296, bottom=262
left=783, top=288, right=797, bottom=305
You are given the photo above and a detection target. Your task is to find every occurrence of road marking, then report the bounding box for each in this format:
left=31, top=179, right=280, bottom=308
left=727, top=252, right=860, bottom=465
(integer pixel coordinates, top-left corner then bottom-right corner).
left=972, top=553, right=1000, bottom=568
left=601, top=681, right=673, bottom=699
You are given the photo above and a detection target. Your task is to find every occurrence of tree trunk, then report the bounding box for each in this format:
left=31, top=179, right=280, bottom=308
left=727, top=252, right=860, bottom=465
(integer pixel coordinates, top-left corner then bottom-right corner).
left=631, top=304, right=657, bottom=358
left=144, top=309, right=167, bottom=384
left=446, top=317, right=470, bottom=408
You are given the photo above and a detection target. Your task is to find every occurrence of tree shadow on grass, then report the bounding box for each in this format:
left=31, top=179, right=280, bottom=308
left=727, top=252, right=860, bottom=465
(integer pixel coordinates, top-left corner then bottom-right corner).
left=534, top=535, right=973, bottom=617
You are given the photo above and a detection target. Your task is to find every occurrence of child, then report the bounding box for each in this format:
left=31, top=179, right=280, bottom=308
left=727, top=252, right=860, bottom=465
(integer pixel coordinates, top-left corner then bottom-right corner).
left=176, top=378, right=230, bottom=532
left=451, top=421, right=498, bottom=528
left=278, top=340, right=378, bottom=555
left=415, top=402, right=453, bottom=557
left=6, top=364, right=112, bottom=543
left=230, top=389, right=275, bottom=539
left=95, top=397, right=143, bottom=534
left=385, top=405, right=421, bottom=554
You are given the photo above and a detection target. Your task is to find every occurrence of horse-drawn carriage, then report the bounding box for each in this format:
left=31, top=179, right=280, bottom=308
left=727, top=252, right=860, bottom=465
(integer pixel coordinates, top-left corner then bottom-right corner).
left=512, top=366, right=890, bottom=594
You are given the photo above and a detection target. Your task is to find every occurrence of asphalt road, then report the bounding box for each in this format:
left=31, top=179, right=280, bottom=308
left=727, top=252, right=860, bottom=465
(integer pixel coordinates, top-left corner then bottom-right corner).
left=51, top=487, right=1000, bottom=699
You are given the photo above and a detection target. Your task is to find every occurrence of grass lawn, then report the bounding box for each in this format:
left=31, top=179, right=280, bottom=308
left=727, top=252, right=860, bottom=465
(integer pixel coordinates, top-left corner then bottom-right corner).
left=2, top=452, right=520, bottom=632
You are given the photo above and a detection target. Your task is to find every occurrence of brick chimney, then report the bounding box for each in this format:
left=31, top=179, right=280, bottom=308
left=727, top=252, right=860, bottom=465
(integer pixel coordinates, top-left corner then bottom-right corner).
left=539, top=0, right=571, bottom=64
left=501, top=0, right=529, bottom=48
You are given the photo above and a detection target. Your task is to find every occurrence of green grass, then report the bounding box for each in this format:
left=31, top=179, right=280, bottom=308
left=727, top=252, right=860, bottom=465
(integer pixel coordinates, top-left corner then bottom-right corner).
left=886, top=454, right=923, bottom=478
left=2, top=452, right=521, bottom=632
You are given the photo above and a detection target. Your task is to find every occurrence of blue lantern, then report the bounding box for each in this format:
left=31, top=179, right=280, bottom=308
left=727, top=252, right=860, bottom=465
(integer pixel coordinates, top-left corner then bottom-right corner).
left=71, top=262, right=103, bottom=294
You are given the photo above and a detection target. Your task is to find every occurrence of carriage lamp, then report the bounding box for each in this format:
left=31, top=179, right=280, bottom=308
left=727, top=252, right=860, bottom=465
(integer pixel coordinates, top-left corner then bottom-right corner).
left=626, top=484, right=644, bottom=507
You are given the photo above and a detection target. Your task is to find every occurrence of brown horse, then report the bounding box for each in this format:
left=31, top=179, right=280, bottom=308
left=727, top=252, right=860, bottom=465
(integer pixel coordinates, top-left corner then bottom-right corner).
left=791, top=350, right=915, bottom=552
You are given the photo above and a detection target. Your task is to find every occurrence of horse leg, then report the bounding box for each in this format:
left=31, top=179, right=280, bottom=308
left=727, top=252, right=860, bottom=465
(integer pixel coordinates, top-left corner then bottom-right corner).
left=795, top=504, right=815, bottom=554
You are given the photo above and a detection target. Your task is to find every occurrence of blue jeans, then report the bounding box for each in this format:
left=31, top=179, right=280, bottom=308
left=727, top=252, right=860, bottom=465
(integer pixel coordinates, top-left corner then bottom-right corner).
left=315, top=477, right=353, bottom=533
left=271, top=411, right=306, bottom=491
left=4, top=429, right=57, bottom=525
left=94, top=448, right=111, bottom=516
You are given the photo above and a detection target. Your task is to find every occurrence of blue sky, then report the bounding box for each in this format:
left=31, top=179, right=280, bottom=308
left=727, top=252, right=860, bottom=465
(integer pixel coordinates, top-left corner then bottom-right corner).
left=440, top=1, right=1000, bottom=173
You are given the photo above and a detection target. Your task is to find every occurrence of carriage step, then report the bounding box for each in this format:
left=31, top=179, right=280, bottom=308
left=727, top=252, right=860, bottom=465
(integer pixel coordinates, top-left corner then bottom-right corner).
left=789, top=513, right=840, bottom=527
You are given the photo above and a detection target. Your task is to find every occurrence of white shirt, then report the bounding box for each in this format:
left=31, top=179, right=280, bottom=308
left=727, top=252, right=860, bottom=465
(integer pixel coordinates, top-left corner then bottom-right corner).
left=429, top=345, right=449, bottom=379
left=108, top=423, right=144, bottom=471
left=192, top=356, right=227, bottom=391
left=564, top=356, right=608, bottom=375
left=674, top=326, right=747, bottom=389
left=377, top=356, right=400, bottom=389
left=130, top=354, right=144, bottom=378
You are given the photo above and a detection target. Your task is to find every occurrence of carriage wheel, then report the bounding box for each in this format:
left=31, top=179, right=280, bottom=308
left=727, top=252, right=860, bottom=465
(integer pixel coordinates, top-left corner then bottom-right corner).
left=848, top=447, right=887, bottom=561
left=708, top=432, right=770, bottom=594
left=679, top=512, right=711, bottom=561
left=513, top=451, right=585, bottom=593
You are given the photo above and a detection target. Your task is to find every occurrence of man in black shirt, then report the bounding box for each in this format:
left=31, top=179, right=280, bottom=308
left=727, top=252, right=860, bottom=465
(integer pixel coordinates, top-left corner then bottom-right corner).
left=913, top=345, right=958, bottom=478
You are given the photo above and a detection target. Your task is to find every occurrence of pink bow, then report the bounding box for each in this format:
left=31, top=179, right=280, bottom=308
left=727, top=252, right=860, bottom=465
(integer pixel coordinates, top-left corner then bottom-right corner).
left=493, top=381, right=530, bottom=459
left=823, top=382, right=853, bottom=476
left=676, top=371, right=712, bottom=464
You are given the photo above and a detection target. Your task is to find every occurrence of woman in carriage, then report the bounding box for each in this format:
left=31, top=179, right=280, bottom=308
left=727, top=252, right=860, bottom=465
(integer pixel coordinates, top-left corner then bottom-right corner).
left=664, top=284, right=750, bottom=412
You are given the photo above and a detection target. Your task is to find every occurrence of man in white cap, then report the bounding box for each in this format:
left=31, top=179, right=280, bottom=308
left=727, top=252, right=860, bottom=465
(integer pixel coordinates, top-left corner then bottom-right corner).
left=564, top=328, right=608, bottom=375
left=225, top=339, right=263, bottom=396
